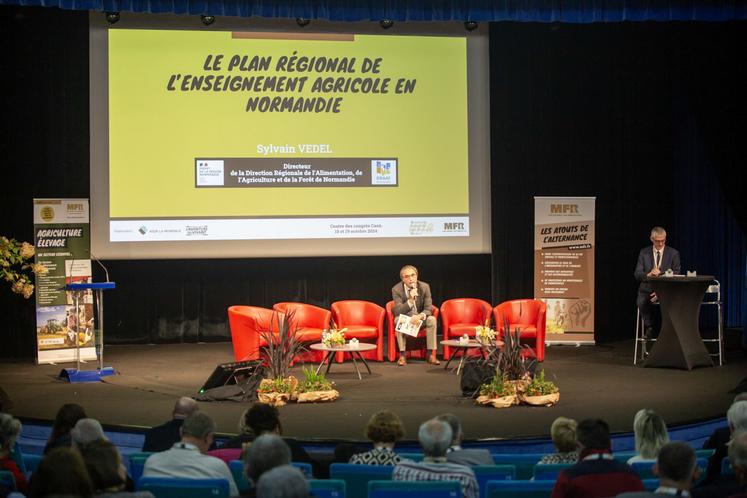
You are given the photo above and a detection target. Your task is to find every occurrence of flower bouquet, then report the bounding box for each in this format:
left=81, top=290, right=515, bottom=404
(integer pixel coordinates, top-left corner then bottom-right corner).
left=1, top=237, right=47, bottom=298
left=474, top=323, right=496, bottom=346
left=295, top=367, right=339, bottom=403
left=520, top=369, right=560, bottom=406
left=321, top=328, right=346, bottom=348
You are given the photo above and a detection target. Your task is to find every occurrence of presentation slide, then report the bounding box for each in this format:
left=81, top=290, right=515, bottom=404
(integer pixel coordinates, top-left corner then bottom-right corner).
left=90, top=18, right=490, bottom=258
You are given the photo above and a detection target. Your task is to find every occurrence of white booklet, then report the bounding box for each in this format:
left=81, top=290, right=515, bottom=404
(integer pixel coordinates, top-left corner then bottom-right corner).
left=395, top=314, right=422, bottom=337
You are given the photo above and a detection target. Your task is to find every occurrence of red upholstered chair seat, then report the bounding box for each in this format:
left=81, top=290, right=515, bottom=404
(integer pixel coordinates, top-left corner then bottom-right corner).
left=341, top=325, right=380, bottom=339
left=386, top=301, right=440, bottom=361
left=228, top=305, right=281, bottom=362
left=440, top=298, right=494, bottom=359
left=331, top=300, right=386, bottom=362
left=273, top=302, right=332, bottom=362
left=493, top=299, right=547, bottom=362
left=448, top=323, right=481, bottom=337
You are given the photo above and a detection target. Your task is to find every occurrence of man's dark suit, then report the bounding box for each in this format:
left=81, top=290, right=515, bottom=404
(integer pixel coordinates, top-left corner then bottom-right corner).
left=391, top=280, right=437, bottom=352
left=634, top=246, right=681, bottom=329
left=142, top=418, right=184, bottom=452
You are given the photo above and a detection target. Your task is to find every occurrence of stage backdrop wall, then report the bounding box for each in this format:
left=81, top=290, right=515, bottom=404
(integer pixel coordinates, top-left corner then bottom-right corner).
left=0, top=6, right=744, bottom=358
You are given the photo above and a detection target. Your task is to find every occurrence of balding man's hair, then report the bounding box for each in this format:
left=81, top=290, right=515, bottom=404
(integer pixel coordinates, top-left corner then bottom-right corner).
left=657, top=442, right=696, bottom=482
left=181, top=412, right=216, bottom=439
left=173, top=397, right=199, bottom=419
left=71, top=418, right=106, bottom=447
left=418, top=418, right=452, bottom=457
left=650, top=226, right=667, bottom=238
left=256, top=465, right=308, bottom=498
left=399, top=265, right=418, bottom=278
left=436, top=413, right=462, bottom=444
left=728, top=401, right=747, bottom=433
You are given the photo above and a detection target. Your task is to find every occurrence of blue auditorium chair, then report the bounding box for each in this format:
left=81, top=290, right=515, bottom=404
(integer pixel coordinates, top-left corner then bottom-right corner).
left=293, top=461, right=314, bottom=478
left=368, top=479, right=461, bottom=498
left=136, top=477, right=230, bottom=498
left=0, top=470, right=17, bottom=492
left=127, top=452, right=154, bottom=483
left=490, top=453, right=545, bottom=480
left=721, top=456, right=733, bottom=475
left=329, top=463, right=393, bottom=497
left=309, top=478, right=346, bottom=498
left=397, top=452, right=425, bottom=461
left=229, top=460, right=251, bottom=494
left=473, top=465, right=516, bottom=498
left=485, top=479, right=555, bottom=498
left=532, top=462, right=572, bottom=480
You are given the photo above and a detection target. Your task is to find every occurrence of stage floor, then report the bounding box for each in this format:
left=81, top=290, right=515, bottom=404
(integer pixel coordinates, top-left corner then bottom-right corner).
left=1, top=342, right=744, bottom=442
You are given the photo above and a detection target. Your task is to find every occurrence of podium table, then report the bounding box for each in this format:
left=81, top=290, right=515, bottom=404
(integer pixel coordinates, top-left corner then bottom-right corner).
left=644, top=275, right=714, bottom=370
left=60, top=281, right=116, bottom=382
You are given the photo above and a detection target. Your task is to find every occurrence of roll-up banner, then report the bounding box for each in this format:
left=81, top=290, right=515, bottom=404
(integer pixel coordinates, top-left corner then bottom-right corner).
left=33, top=199, right=96, bottom=364
left=534, top=197, right=596, bottom=344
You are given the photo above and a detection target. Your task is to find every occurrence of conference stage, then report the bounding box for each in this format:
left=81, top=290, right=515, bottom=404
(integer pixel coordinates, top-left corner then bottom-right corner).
left=1, top=341, right=744, bottom=443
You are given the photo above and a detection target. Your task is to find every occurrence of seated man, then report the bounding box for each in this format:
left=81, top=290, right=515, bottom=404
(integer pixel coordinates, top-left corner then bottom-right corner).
left=552, top=418, right=644, bottom=498
left=142, top=412, right=238, bottom=496
left=393, top=418, right=478, bottom=498
left=392, top=264, right=439, bottom=366
left=244, top=434, right=292, bottom=497
left=437, top=413, right=493, bottom=466
left=256, top=465, right=309, bottom=498
left=618, top=441, right=700, bottom=497
left=142, top=396, right=199, bottom=452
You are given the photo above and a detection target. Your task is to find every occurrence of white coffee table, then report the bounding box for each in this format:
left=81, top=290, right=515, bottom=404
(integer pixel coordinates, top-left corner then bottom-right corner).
left=309, top=342, right=377, bottom=380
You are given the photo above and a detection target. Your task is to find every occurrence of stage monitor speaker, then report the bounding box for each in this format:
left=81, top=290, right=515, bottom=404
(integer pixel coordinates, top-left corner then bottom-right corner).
left=199, top=360, right=262, bottom=393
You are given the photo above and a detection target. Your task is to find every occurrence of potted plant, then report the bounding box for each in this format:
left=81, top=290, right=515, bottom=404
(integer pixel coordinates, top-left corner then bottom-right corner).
left=295, top=367, right=339, bottom=403
left=475, top=373, right=517, bottom=408
left=520, top=369, right=560, bottom=406
left=257, top=311, right=305, bottom=407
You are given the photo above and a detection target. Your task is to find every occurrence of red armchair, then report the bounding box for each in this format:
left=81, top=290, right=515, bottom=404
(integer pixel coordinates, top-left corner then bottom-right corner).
left=273, top=302, right=331, bottom=362
left=386, top=301, right=440, bottom=362
left=331, top=300, right=386, bottom=362
left=493, top=299, right=547, bottom=361
left=227, top=305, right=282, bottom=362
left=440, top=298, right=493, bottom=359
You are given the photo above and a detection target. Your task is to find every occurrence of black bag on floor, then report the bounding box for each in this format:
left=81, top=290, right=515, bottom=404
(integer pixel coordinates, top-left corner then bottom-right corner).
left=460, top=359, right=495, bottom=397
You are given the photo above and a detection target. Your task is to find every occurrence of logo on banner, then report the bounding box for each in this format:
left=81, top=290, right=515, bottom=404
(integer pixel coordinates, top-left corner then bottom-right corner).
left=550, top=204, right=580, bottom=216
left=409, top=221, right=433, bottom=235
left=371, top=160, right=397, bottom=185
left=443, top=222, right=466, bottom=233
left=40, top=206, right=55, bottom=221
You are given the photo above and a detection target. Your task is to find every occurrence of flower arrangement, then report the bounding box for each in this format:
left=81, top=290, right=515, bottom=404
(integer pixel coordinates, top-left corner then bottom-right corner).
left=474, top=323, right=496, bottom=345
left=478, top=373, right=514, bottom=398
left=1, top=237, right=47, bottom=299
left=321, top=328, right=346, bottom=348
left=524, top=369, right=559, bottom=396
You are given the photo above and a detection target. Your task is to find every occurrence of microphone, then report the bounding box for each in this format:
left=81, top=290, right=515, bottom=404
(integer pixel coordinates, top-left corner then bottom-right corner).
left=89, top=251, right=110, bottom=283
left=409, top=282, right=418, bottom=298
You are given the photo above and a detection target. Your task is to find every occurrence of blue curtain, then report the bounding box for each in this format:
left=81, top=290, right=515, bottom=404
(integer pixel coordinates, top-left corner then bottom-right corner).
left=0, top=0, right=745, bottom=22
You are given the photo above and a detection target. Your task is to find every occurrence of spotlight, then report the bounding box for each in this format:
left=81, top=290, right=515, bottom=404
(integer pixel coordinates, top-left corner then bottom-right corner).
left=201, top=15, right=215, bottom=26
left=296, top=18, right=311, bottom=27
left=105, top=11, right=120, bottom=24
left=379, top=19, right=394, bottom=29
left=464, top=21, right=478, bottom=32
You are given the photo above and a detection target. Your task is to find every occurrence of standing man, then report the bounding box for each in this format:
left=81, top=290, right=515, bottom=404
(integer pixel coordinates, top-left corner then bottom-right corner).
left=634, top=226, right=681, bottom=338
left=392, top=265, right=439, bottom=366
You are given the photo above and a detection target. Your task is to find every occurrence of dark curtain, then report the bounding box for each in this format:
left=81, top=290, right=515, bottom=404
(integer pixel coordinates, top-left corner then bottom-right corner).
left=1, top=6, right=745, bottom=357
left=0, top=0, right=745, bottom=22
left=489, top=22, right=746, bottom=342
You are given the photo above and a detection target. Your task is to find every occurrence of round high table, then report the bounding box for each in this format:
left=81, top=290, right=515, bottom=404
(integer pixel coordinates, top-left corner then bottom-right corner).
left=309, top=342, right=377, bottom=380
left=644, top=275, right=715, bottom=370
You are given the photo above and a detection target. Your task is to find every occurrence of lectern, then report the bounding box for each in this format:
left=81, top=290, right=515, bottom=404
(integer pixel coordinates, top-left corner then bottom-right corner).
left=60, top=282, right=116, bottom=383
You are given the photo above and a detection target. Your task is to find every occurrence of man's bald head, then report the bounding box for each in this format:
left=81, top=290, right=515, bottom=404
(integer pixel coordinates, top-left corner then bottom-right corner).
left=173, top=397, right=199, bottom=419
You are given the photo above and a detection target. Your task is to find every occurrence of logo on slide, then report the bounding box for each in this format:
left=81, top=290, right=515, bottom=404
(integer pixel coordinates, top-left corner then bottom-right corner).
left=371, top=160, right=397, bottom=185
left=138, top=226, right=148, bottom=235
left=196, top=160, right=225, bottom=186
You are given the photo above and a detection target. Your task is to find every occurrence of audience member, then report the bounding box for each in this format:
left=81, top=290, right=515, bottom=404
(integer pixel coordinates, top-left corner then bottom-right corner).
left=72, top=418, right=107, bottom=449
left=142, top=411, right=238, bottom=496
left=79, top=439, right=154, bottom=498
left=0, top=413, right=27, bottom=494
left=540, top=417, right=580, bottom=464
left=141, top=397, right=198, bottom=452
left=243, top=434, right=292, bottom=496
left=702, top=394, right=747, bottom=484
left=729, top=431, right=747, bottom=498
left=43, top=402, right=87, bottom=454
left=551, top=418, right=644, bottom=498
left=349, top=410, right=406, bottom=465
left=617, top=441, right=700, bottom=497
left=256, top=465, right=309, bottom=498
left=28, top=447, right=94, bottom=498
left=393, top=418, right=478, bottom=498
left=627, top=409, right=669, bottom=464
left=436, top=413, right=493, bottom=466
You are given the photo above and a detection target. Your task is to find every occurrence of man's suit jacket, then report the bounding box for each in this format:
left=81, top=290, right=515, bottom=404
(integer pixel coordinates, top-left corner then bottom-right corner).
left=391, top=281, right=433, bottom=317
left=142, top=418, right=184, bottom=452
left=446, top=448, right=495, bottom=466
left=634, top=246, right=681, bottom=294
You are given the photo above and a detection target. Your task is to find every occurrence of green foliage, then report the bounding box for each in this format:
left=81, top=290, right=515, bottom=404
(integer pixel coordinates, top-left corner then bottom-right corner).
left=260, top=310, right=307, bottom=380
left=525, top=369, right=558, bottom=396
left=298, top=367, right=333, bottom=393
left=257, top=376, right=293, bottom=394
left=479, top=373, right=514, bottom=398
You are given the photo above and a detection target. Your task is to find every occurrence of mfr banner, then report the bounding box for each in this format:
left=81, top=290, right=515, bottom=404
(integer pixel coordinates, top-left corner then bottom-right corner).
left=33, top=199, right=96, bottom=364
left=534, top=197, right=596, bottom=344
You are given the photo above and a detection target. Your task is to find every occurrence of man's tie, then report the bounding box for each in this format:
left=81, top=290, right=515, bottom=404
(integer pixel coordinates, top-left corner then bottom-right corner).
left=655, top=250, right=661, bottom=269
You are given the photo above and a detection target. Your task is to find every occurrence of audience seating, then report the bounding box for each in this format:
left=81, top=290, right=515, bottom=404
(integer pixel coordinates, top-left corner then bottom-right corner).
left=273, top=302, right=332, bottom=362
left=485, top=479, right=555, bottom=498
left=490, top=453, right=544, bottom=480
left=642, top=479, right=660, bottom=491
left=493, top=299, right=547, bottom=361
left=330, top=463, right=393, bottom=497
left=309, top=478, right=347, bottom=498
left=331, top=300, right=386, bottom=362
left=227, top=305, right=281, bottom=361
left=473, top=465, right=517, bottom=498
left=22, top=453, right=42, bottom=473
left=208, top=447, right=241, bottom=464
left=293, top=461, right=314, bottom=478
left=0, top=471, right=16, bottom=492
left=532, top=463, right=571, bottom=480
left=385, top=301, right=440, bottom=361
left=722, top=456, right=733, bottom=475
left=136, top=477, right=230, bottom=498
left=229, top=460, right=251, bottom=494
left=128, top=452, right=154, bottom=483
left=440, top=298, right=494, bottom=358
left=368, top=479, right=461, bottom=498
left=397, top=452, right=424, bottom=461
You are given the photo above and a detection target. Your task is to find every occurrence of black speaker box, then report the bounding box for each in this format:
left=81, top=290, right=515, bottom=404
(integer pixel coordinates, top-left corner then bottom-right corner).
left=199, top=360, right=262, bottom=393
